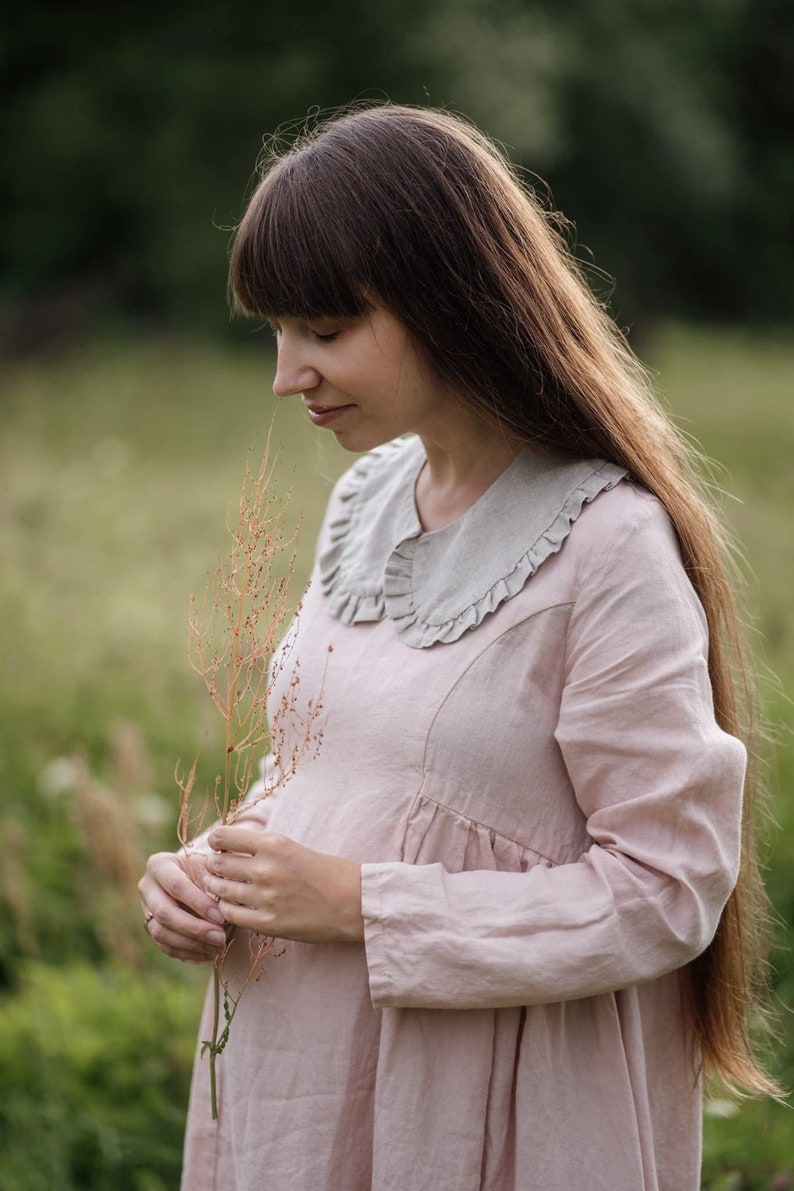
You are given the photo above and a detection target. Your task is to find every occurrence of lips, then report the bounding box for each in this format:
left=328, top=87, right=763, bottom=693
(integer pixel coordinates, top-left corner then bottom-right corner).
left=304, top=403, right=355, bottom=427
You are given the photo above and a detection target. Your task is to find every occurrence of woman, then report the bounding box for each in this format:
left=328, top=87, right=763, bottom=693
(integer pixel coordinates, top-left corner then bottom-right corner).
left=139, top=105, right=776, bottom=1190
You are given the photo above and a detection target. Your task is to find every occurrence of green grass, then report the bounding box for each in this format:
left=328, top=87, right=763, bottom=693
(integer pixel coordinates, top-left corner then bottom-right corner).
left=0, top=962, right=201, bottom=1191
left=1, top=326, right=792, bottom=1186
left=650, top=325, right=794, bottom=689
left=0, top=337, right=349, bottom=796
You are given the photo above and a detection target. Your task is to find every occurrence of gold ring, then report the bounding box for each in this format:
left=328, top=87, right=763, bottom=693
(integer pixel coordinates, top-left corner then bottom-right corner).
left=143, top=910, right=154, bottom=932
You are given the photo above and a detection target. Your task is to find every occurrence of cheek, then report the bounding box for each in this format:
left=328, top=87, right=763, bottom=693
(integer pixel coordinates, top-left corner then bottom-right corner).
left=385, top=360, right=426, bottom=405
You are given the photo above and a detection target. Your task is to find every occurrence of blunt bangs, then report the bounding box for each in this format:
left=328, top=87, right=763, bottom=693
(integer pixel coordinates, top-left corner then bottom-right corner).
left=229, top=154, right=371, bottom=323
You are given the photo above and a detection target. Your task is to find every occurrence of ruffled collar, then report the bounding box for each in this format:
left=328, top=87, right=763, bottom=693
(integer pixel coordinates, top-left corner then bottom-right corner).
left=318, top=436, right=627, bottom=648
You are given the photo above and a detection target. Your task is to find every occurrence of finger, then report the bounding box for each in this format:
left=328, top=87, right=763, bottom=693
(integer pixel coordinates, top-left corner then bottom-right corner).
left=204, top=850, right=255, bottom=882
left=204, top=874, right=256, bottom=909
left=155, top=936, right=216, bottom=964
left=159, top=854, right=227, bottom=923
left=209, top=825, right=269, bottom=856
left=146, top=913, right=227, bottom=960
left=214, top=900, right=274, bottom=934
left=152, top=935, right=215, bottom=963
left=139, top=869, right=229, bottom=948
left=153, top=898, right=229, bottom=945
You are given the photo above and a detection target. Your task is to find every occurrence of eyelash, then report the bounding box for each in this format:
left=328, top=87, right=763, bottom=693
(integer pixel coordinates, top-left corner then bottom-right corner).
left=265, top=324, right=338, bottom=343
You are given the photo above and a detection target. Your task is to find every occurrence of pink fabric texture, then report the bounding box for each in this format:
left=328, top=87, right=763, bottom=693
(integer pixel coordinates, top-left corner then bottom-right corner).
left=181, top=451, right=745, bottom=1191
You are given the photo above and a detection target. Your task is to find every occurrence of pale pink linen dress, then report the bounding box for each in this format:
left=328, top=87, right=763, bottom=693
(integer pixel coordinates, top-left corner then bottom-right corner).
left=181, top=437, right=745, bottom=1191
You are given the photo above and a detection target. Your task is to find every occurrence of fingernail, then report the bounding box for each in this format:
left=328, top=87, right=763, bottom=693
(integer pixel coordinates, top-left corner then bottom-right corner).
left=206, top=906, right=224, bottom=924
left=208, top=929, right=227, bottom=946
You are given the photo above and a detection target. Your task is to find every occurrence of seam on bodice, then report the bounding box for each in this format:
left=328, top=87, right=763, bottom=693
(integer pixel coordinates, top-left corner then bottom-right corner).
left=419, top=600, right=576, bottom=772
left=405, top=784, right=561, bottom=868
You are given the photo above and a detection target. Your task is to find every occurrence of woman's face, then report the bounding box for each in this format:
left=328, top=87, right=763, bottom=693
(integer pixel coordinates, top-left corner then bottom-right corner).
left=269, top=305, right=460, bottom=453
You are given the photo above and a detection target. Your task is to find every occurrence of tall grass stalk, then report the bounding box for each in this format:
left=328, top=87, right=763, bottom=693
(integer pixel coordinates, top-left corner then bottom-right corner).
left=177, top=429, right=325, bottom=1120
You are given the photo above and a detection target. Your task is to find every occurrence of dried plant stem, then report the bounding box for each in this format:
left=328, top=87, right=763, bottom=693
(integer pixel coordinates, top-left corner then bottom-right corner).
left=177, top=428, right=327, bottom=1121
left=209, top=969, right=221, bottom=1118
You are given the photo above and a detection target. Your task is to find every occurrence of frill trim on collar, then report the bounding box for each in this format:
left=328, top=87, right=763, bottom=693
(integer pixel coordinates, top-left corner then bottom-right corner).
left=318, top=439, right=421, bottom=626
left=318, top=437, right=627, bottom=649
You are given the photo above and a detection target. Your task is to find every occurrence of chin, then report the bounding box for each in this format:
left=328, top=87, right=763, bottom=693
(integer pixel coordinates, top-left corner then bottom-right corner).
left=332, top=428, right=399, bottom=453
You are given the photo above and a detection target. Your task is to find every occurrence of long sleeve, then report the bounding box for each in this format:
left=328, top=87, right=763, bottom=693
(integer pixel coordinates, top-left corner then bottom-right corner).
left=360, top=495, right=746, bottom=1009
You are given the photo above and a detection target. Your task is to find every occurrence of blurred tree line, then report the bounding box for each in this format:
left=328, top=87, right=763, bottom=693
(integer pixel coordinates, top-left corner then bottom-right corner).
left=2, top=0, right=792, bottom=354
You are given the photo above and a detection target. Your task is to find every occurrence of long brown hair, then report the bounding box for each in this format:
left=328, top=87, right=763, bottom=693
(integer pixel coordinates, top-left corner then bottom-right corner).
left=229, top=103, right=778, bottom=1094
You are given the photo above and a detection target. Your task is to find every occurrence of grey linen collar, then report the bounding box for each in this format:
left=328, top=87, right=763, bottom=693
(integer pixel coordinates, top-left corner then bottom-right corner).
left=318, top=436, right=627, bottom=648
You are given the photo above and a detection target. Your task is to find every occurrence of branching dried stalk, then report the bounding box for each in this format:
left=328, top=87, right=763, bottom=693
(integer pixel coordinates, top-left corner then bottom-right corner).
left=177, top=429, right=326, bottom=1121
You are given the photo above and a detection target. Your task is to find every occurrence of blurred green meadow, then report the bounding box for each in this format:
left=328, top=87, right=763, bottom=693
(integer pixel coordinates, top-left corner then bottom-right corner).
left=0, top=327, right=792, bottom=1189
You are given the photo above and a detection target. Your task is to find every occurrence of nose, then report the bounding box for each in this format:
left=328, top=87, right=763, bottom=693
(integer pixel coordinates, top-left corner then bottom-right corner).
left=272, top=338, right=321, bottom=399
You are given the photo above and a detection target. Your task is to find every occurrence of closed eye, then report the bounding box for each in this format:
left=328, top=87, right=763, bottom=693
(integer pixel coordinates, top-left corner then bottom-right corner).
left=263, top=319, right=340, bottom=342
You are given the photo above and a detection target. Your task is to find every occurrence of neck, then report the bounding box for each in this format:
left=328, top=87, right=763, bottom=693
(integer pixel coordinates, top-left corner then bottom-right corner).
left=414, top=422, right=521, bottom=532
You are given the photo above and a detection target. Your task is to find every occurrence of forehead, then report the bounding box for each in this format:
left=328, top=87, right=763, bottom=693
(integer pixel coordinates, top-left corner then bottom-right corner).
left=231, top=163, right=374, bottom=323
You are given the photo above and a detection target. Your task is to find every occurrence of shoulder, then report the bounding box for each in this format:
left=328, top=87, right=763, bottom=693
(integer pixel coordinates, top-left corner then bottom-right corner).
left=559, top=481, right=709, bottom=647
left=564, top=480, right=683, bottom=579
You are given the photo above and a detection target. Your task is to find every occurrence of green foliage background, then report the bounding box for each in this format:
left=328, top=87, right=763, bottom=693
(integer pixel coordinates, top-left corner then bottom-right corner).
left=1, top=2, right=793, bottom=1186
left=2, top=0, right=793, bottom=350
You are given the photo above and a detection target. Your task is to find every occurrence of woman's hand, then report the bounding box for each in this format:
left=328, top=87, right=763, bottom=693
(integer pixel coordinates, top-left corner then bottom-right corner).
left=203, top=826, right=364, bottom=945
left=138, top=850, right=229, bottom=963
